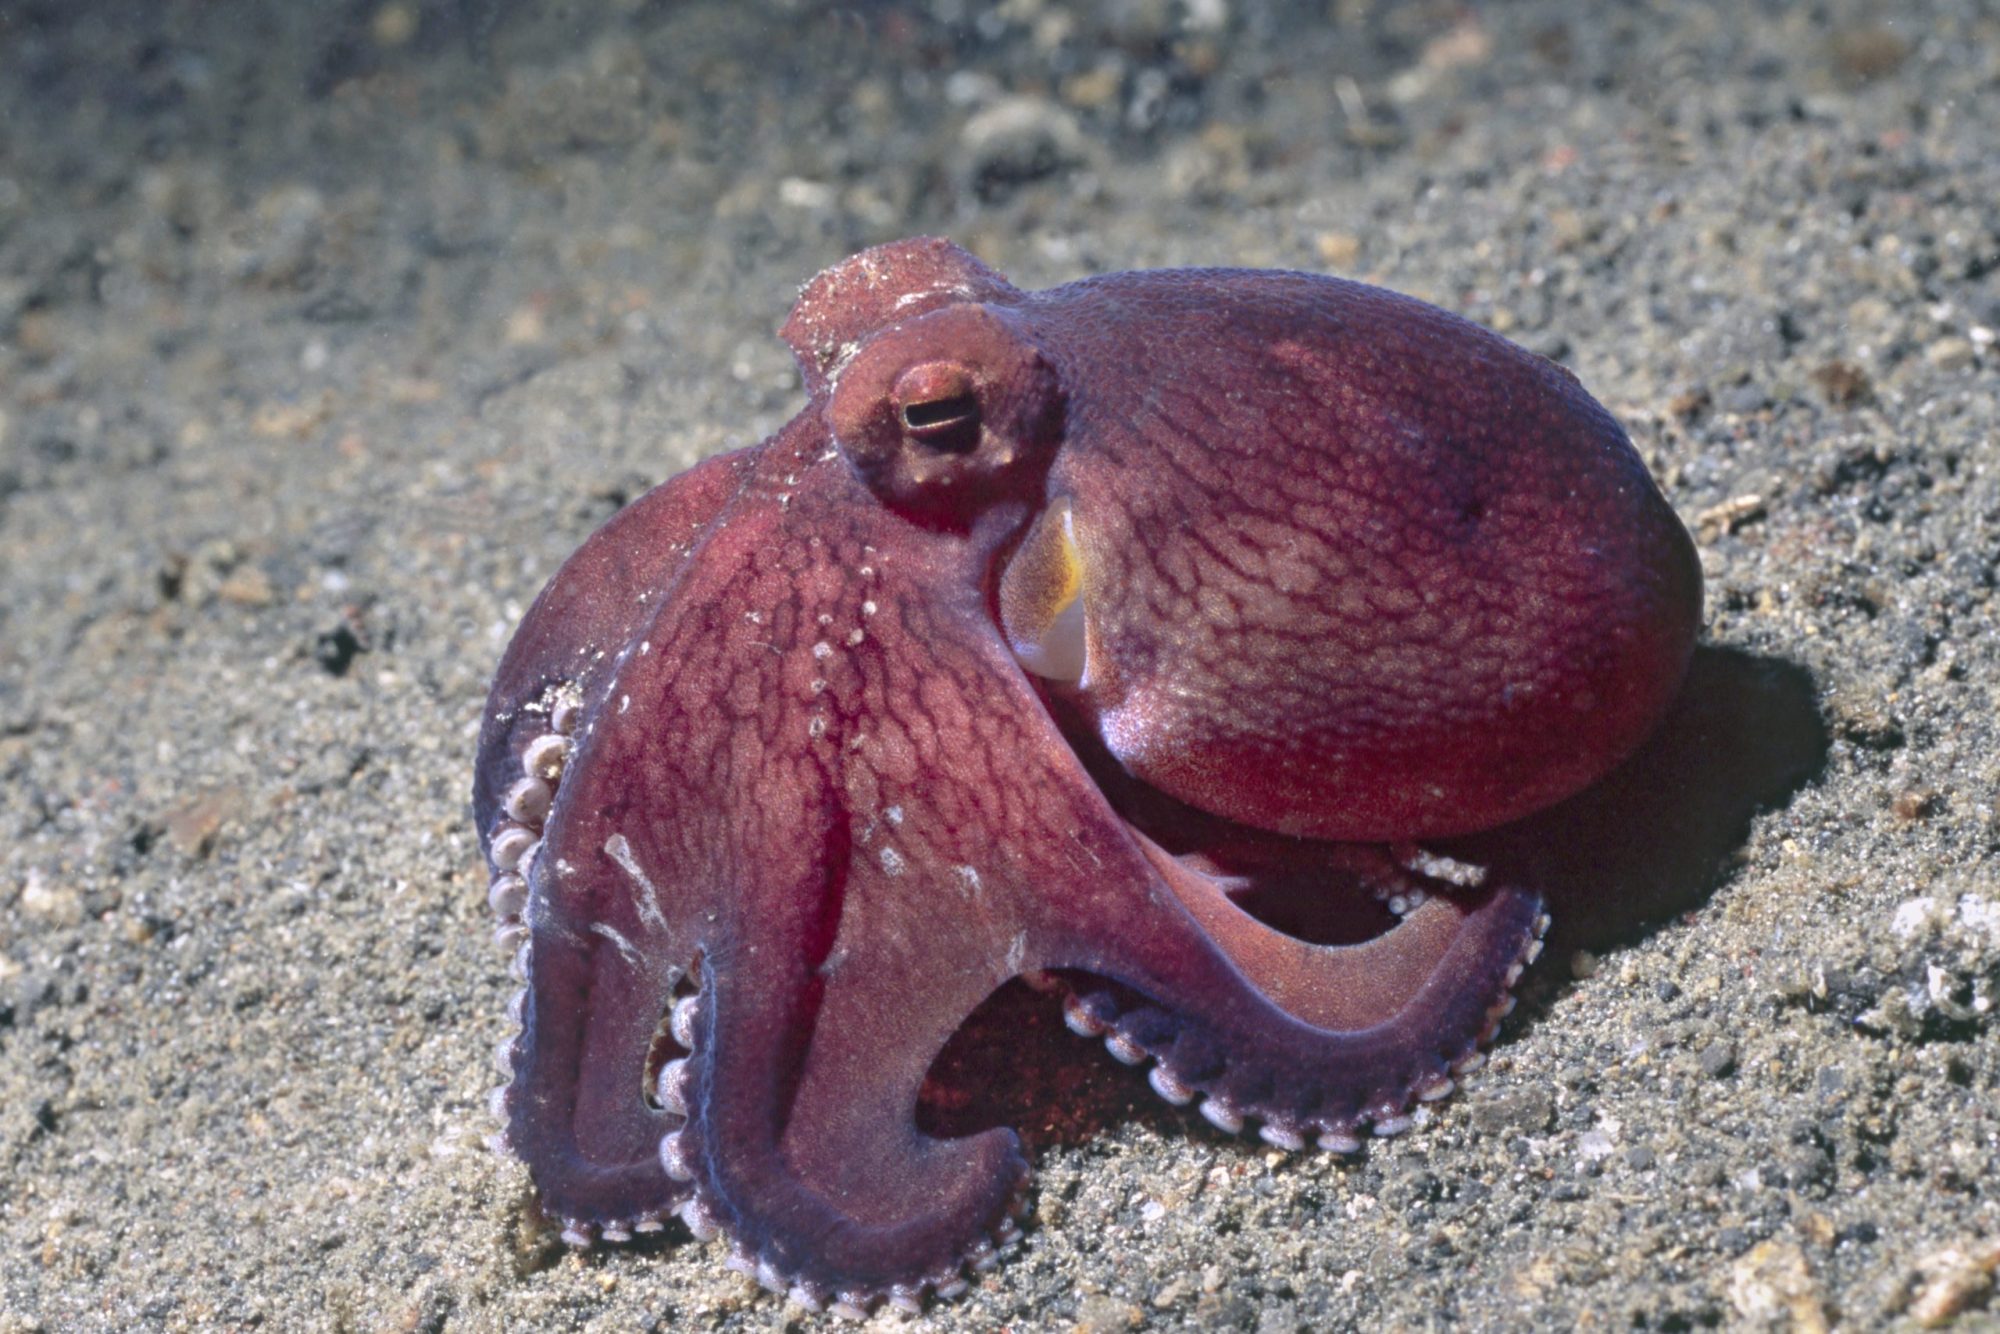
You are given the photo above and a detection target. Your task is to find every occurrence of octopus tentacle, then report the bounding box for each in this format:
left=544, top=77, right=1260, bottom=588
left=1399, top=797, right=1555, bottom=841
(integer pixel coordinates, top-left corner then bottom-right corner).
left=480, top=434, right=1044, bottom=1309
left=472, top=447, right=754, bottom=843
left=1059, top=876, right=1547, bottom=1150
left=658, top=844, right=1033, bottom=1316
left=1008, top=725, right=1551, bottom=1156
left=490, top=842, right=695, bottom=1239
left=482, top=686, right=701, bottom=1238
left=473, top=450, right=758, bottom=1242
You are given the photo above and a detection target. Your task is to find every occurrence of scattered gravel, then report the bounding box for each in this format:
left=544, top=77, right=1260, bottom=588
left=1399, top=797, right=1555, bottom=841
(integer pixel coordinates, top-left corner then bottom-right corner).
left=3, top=1, right=1996, bottom=1330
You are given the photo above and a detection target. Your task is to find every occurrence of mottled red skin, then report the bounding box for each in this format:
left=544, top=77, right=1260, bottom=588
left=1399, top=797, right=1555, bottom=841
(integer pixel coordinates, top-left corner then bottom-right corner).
left=472, top=238, right=1700, bottom=1310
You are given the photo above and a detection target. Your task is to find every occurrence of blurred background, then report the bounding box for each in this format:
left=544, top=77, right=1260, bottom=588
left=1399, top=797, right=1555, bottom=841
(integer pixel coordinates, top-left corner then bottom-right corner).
left=2, top=3, right=1996, bottom=1330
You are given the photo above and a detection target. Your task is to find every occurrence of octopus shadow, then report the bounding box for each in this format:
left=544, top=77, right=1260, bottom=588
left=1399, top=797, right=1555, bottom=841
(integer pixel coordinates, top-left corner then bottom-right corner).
left=919, top=645, right=1827, bottom=1150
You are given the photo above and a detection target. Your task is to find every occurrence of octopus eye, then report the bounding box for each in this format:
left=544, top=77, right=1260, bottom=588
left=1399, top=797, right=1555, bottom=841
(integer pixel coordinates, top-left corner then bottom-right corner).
left=893, top=363, right=983, bottom=454
left=827, top=303, right=1063, bottom=524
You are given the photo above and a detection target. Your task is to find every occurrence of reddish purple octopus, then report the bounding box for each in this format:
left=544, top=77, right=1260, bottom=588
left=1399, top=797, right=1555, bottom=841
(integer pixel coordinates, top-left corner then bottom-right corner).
left=472, top=237, right=1701, bottom=1316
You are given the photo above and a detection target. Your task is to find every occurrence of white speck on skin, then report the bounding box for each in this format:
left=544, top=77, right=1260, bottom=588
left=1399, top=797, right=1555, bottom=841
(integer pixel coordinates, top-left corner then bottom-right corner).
left=603, top=833, right=668, bottom=932
left=885, top=805, right=903, bottom=825
left=588, top=921, right=644, bottom=970
left=619, top=695, right=630, bottom=714
left=878, top=846, right=906, bottom=876
left=953, top=865, right=983, bottom=893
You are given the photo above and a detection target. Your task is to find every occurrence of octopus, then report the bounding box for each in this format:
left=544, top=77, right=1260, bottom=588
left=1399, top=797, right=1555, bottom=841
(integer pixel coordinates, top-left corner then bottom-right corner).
left=472, top=238, right=1702, bottom=1316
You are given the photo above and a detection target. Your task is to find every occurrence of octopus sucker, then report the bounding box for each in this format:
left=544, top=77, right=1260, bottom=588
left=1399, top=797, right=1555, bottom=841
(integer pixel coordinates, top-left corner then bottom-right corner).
left=678, top=1196, right=720, bottom=1241
left=1258, top=1121, right=1308, bottom=1153
left=480, top=700, right=577, bottom=953
left=1417, top=1074, right=1458, bottom=1103
left=1147, top=1065, right=1194, bottom=1106
left=501, top=775, right=551, bottom=827
left=489, top=825, right=534, bottom=871
left=472, top=238, right=1701, bottom=1311
left=485, top=872, right=526, bottom=919
left=1199, top=1098, right=1246, bottom=1135
left=655, top=1057, right=692, bottom=1116
left=658, top=1130, right=694, bottom=1183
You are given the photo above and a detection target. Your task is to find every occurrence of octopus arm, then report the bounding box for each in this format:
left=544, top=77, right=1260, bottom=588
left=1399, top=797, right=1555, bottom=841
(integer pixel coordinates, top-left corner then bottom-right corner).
left=477, top=449, right=755, bottom=1238
left=500, top=901, right=693, bottom=1236
left=472, top=447, right=754, bottom=843
left=1069, top=839, right=1546, bottom=1148
left=665, top=823, right=1033, bottom=1308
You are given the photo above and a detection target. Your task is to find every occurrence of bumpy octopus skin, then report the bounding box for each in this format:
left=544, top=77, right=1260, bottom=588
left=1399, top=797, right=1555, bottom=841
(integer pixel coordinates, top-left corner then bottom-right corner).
left=471, top=238, right=1701, bottom=1315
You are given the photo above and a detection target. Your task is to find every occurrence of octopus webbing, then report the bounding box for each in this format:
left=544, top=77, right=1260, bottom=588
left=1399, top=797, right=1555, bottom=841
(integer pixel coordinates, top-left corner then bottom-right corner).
left=471, top=237, right=1702, bottom=1316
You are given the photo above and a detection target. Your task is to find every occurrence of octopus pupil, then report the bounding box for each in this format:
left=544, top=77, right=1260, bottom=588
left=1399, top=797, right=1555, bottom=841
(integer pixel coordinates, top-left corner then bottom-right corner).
left=901, top=393, right=982, bottom=452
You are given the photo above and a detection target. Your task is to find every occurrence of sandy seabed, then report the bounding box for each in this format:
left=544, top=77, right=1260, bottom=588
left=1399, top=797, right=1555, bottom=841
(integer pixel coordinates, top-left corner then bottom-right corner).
left=2, top=2, right=1997, bottom=1329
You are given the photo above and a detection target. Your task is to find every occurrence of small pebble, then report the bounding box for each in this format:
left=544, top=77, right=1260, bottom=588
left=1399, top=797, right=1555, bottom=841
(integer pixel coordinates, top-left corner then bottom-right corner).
left=1729, top=1241, right=1829, bottom=1332
left=1719, top=381, right=1768, bottom=415
left=163, top=788, right=237, bottom=858
left=958, top=97, right=1085, bottom=202
left=1926, top=336, right=1975, bottom=371
left=1891, top=788, right=1937, bottom=821
left=1830, top=26, right=1909, bottom=81
left=217, top=565, right=275, bottom=607
left=1072, top=1292, right=1143, bottom=1332
left=20, top=868, right=84, bottom=926
left=1810, top=359, right=1872, bottom=406
left=1910, top=1238, right=2000, bottom=1328
left=1315, top=232, right=1362, bottom=268
left=371, top=3, right=416, bottom=47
